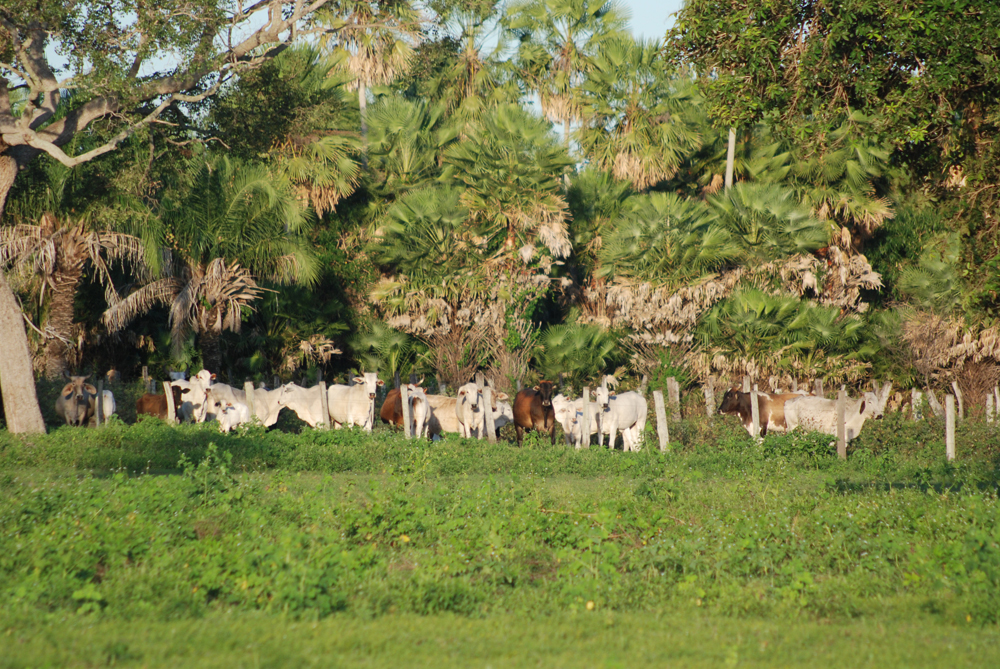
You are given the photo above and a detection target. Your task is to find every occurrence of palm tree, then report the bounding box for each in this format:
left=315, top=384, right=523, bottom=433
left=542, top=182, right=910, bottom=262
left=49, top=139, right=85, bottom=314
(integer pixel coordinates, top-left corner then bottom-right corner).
left=578, top=36, right=702, bottom=191
left=103, top=155, right=319, bottom=373
left=443, top=104, right=574, bottom=259
left=320, top=0, right=421, bottom=162
left=505, top=0, right=630, bottom=150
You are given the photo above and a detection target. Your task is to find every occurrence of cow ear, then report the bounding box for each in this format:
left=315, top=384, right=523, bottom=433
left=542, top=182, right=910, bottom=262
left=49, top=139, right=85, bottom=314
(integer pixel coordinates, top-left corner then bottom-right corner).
left=532, top=385, right=539, bottom=391
left=376, top=379, right=385, bottom=386
left=353, top=376, right=364, bottom=384
left=84, top=384, right=97, bottom=395
left=458, top=389, right=466, bottom=396
left=62, top=383, right=74, bottom=398
left=498, top=392, right=509, bottom=401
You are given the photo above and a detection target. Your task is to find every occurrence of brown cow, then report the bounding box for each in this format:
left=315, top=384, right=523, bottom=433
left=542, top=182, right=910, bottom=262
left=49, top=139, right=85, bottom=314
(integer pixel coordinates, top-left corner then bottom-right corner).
left=136, top=385, right=185, bottom=421
left=717, top=388, right=807, bottom=436
left=513, top=380, right=557, bottom=446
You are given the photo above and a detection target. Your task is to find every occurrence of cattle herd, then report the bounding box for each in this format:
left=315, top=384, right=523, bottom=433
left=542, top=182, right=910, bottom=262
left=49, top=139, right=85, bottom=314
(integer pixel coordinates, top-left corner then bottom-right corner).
left=52, top=369, right=892, bottom=448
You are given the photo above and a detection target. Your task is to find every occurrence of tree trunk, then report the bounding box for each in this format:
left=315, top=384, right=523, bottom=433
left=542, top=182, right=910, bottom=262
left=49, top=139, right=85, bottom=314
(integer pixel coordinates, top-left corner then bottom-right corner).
left=359, top=82, right=369, bottom=170
left=43, top=269, right=83, bottom=379
left=200, top=326, right=223, bottom=375
left=725, top=128, right=736, bottom=190
left=0, top=154, right=46, bottom=433
left=0, top=271, right=46, bottom=433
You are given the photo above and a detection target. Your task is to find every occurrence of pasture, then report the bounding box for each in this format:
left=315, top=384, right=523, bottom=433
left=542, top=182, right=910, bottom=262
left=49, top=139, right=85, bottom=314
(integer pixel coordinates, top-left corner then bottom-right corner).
left=2, top=408, right=1000, bottom=667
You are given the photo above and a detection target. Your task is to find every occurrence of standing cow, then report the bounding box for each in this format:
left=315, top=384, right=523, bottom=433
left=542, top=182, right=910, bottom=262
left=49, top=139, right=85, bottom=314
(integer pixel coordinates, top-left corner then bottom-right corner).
left=327, top=372, right=384, bottom=432
left=55, top=374, right=97, bottom=427
left=513, top=380, right=557, bottom=446
left=455, top=382, right=510, bottom=439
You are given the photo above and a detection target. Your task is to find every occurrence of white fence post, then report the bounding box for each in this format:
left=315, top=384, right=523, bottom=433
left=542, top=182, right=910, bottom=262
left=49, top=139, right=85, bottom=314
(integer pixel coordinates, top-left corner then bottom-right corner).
left=581, top=387, right=591, bottom=450
left=946, top=395, right=955, bottom=461
left=667, top=377, right=680, bottom=421
left=703, top=377, right=715, bottom=418
left=836, top=388, right=846, bottom=460
left=95, top=380, right=104, bottom=427
left=483, top=386, right=496, bottom=444
left=653, top=390, right=669, bottom=452
left=987, top=392, right=994, bottom=425
left=318, top=381, right=330, bottom=430
left=399, top=383, right=411, bottom=438
left=951, top=381, right=964, bottom=420
left=162, top=381, right=176, bottom=425
left=243, top=381, right=256, bottom=423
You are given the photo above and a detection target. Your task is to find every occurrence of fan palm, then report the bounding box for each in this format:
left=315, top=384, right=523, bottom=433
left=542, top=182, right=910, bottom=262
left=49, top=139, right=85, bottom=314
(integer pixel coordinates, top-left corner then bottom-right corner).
left=578, top=36, right=703, bottom=190
left=443, top=104, right=573, bottom=259
left=536, top=322, right=620, bottom=388
left=504, top=0, right=630, bottom=149
left=103, top=155, right=319, bottom=372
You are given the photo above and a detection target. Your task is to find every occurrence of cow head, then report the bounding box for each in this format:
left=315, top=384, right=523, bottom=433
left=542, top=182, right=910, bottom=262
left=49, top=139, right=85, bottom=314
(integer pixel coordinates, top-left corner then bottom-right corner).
left=594, top=385, right=615, bottom=409
left=533, top=380, right=555, bottom=408
left=194, top=369, right=215, bottom=386
left=717, top=388, right=746, bottom=415
left=354, top=372, right=385, bottom=400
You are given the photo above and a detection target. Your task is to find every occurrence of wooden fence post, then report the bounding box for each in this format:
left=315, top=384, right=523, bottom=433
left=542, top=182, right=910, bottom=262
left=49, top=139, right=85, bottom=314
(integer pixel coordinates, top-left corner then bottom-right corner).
left=946, top=394, right=956, bottom=461
left=475, top=372, right=484, bottom=390
left=988, top=392, right=994, bottom=425
left=483, top=386, right=496, bottom=444
left=703, top=377, right=715, bottom=418
left=791, top=379, right=798, bottom=392
left=273, top=375, right=280, bottom=389
left=836, top=388, right=846, bottom=460
left=815, top=379, right=825, bottom=398
left=750, top=384, right=760, bottom=438
left=516, top=379, right=522, bottom=393
left=400, top=383, right=411, bottom=438
left=581, top=387, right=591, bottom=450
left=243, top=381, right=256, bottom=422
left=653, top=390, right=668, bottom=452
left=95, top=380, right=104, bottom=427
left=666, top=377, right=680, bottom=421
left=951, top=381, right=964, bottom=420
left=743, top=376, right=751, bottom=393
left=318, top=381, right=330, bottom=430
left=436, top=374, right=446, bottom=396
left=163, top=381, right=176, bottom=425
left=639, top=374, right=649, bottom=394
left=393, top=371, right=401, bottom=390
left=912, top=389, right=923, bottom=420
left=142, top=366, right=149, bottom=386
left=926, top=388, right=944, bottom=418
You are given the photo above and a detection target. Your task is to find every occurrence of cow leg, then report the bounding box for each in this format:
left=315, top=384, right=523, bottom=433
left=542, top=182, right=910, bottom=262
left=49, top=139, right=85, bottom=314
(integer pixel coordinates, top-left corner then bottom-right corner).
left=515, top=424, right=524, bottom=447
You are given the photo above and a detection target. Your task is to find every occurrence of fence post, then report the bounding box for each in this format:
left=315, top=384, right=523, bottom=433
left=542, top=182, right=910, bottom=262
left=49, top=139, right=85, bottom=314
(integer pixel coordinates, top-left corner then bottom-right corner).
left=400, top=383, right=411, bottom=438
left=791, top=379, right=798, bottom=392
left=750, top=384, right=760, bottom=438
left=483, top=386, right=496, bottom=444
left=639, top=374, right=649, bottom=394
left=393, top=371, right=401, bottom=390
left=703, top=376, right=715, bottom=418
left=912, top=389, right=923, bottom=420
left=653, top=390, right=669, bottom=452
left=318, top=381, right=330, bottom=430
left=666, top=377, right=680, bottom=421
left=163, top=381, right=176, bottom=425
left=946, top=394, right=956, bottom=461
left=743, top=376, right=751, bottom=393
left=988, top=392, right=994, bottom=425
left=836, top=388, right=846, bottom=460
left=926, top=388, right=944, bottom=418
left=581, top=387, right=591, bottom=450
left=142, top=366, right=149, bottom=386
left=475, top=372, right=484, bottom=390
left=436, top=374, right=447, bottom=396
left=95, top=380, right=104, bottom=427
left=243, top=381, right=256, bottom=422
left=516, top=379, right=522, bottom=393
left=815, top=379, right=825, bottom=398
left=273, top=375, right=280, bottom=389
left=951, top=381, right=964, bottom=420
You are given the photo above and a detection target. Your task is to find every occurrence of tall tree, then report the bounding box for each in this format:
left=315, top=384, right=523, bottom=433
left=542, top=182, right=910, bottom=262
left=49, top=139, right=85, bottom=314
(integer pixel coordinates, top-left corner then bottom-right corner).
left=0, top=1, right=343, bottom=431
left=103, top=155, right=319, bottom=373
left=504, top=0, right=629, bottom=150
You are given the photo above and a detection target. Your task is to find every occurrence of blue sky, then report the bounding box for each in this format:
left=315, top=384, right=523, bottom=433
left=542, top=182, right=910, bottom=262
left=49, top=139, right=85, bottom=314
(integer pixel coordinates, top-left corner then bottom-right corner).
left=624, top=0, right=685, bottom=40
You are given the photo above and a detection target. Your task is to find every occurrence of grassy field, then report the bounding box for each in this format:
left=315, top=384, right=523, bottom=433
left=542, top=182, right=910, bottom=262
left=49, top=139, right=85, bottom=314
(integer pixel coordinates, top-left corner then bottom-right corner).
left=1, top=412, right=999, bottom=666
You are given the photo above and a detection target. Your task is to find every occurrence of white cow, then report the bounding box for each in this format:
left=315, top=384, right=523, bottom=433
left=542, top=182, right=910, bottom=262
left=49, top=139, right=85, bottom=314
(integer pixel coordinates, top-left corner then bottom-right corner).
left=552, top=394, right=603, bottom=449
left=455, top=383, right=510, bottom=439
left=424, top=395, right=461, bottom=438
left=783, top=391, right=885, bottom=441
left=603, top=391, right=648, bottom=451
left=275, top=383, right=326, bottom=427
left=216, top=400, right=251, bottom=433
left=406, top=384, right=430, bottom=439
left=327, top=373, right=385, bottom=432
left=250, top=387, right=284, bottom=427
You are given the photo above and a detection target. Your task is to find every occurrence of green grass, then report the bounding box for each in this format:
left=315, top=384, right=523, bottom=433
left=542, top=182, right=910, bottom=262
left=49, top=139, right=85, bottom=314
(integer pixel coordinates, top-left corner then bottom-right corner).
left=1, top=414, right=999, bottom=666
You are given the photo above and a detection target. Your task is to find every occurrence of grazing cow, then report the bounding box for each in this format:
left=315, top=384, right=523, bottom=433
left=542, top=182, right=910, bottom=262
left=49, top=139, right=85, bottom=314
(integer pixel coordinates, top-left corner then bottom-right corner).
left=602, top=391, right=648, bottom=451
left=380, top=385, right=430, bottom=438
left=136, top=385, right=185, bottom=421
left=552, top=394, right=602, bottom=449
left=275, top=383, right=326, bottom=427
left=54, top=374, right=97, bottom=427
left=783, top=391, right=885, bottom=441
left=424, top=395, right=461, bottom=438
left=513, top=381, right=557, bottom=446
left=455, top=383, right=510, bottom=439
left=717, top=389, right=808, bottom=436
left=328, top=373, right=384, bottom=432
